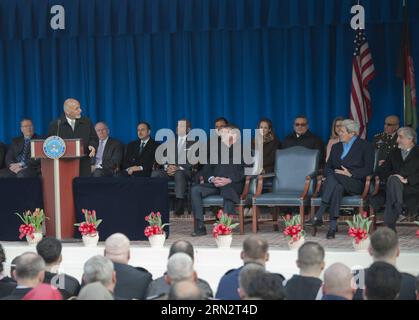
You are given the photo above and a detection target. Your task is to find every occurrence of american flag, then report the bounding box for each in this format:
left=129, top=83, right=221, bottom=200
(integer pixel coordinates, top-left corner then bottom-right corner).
left=350, top=29, right=376, bottom=139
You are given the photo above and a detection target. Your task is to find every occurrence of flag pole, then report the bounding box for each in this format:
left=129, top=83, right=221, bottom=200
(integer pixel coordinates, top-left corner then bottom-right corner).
left=402, top=0, right=407, bottom=125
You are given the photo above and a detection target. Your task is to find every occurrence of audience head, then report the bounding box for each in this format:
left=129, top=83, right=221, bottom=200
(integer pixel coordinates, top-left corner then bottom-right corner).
left=219, top=123, right=240, bottom=146
left=36, top=237, right=63, bottom=270
left=258, top=118, right=275, bottom=138
left=338, top=119, right=359, bottom=142
left=294, top=115, right=309, bottom=136
left=238, top=263, right=265, bottom=299
left=10, top=256, right=19, bottom=280
left=137, top=121, right=151, bottom=141
left=22, top=283, right=63, bottom=300
left=168, top=280, right=203, bottom=300
left=296, top=242, right=325, bottom=277
left=20, top=118, right=34, bottom=138
left=78, top=282, right=114, bottom=300
left=241, top=235, right=269, bottom=266
left=369, top=228, right=399, bottom=265
left=330, top=116, right=345, bottom=139
left=95, top=122, right=110, bottom=141
left=168, top=240, right=194, bottom=261
left=13, top=252, right=45, bottom=288
left=165, top=253, right=196, bottom=285
left=177, top=119, right=191, bottom=137
left=384, top=115, right=400, bottom=135
left=364, top=262, right=402, bottom=300
left=247, top=272, right=286, bottom=300
left=0, top=243, right=5, bottom=275
left=83, top=255, right=116, bottom=292
left=63, top=98, right=82, bottom=119
left=397, top=127, right=417, bottom=150
left=214, top=117, right=228, bottom=132
left=104, top=233, right=131, bottom=264
left=323, top=263, right=354, bottom=300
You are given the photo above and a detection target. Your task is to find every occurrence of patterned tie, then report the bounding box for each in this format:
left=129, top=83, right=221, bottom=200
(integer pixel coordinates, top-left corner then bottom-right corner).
left=19, top=138, right=30, bottom=164
left=96, top=140, right=105, bottom=165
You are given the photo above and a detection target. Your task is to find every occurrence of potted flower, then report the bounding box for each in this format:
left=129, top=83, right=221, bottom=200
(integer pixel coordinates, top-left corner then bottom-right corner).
left=74, top=209, right=102, bottom=247
left=212, top=210, right=239, bottom=249
left=283, top=214, right=305, bottom=250
left=144, top=212, right=169, bottom=248
left=415, top=222, right=419, bottom=238
left=346, top=211, right=373, bottom=251
left=14, top=208, right=47, bottom=246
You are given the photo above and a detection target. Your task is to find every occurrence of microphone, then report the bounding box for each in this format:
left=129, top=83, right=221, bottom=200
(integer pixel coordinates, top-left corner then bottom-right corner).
left=56, top=119, right=61, bottom=137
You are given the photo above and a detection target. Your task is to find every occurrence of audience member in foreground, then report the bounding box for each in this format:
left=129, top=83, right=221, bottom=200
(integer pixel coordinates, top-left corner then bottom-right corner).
left=238, top=263, right=266, bottom=300
left=78, top=282, right=114, bottom=300
left=81, top=255, right=116, bottom=299
left=364, top=262, right=402, bottom=300
left=22, top=283, right=63, bottom=300
left=168, top=280, right=203, bottom=300
left=0, top=244, right=16, bottom=298
left=322, top=263, right=354, bottom=300
left=246, top=272, right=286, bottom=300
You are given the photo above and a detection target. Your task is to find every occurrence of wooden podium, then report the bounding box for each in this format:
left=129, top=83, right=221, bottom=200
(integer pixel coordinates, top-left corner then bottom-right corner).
left=31, top=139, right=84, bottom=239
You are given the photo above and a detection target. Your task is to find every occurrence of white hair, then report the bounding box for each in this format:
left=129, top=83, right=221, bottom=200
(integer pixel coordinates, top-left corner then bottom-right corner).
left=398, top=127, right=417, bottom=144
left=167, top=253, right=194, bottom=282
left=105, top=233, right=130, bottom=263
left=83, top=255, right=114, bottom=286
left=323, top=263, right=353, bottom=296
left=342, top=119, right=360, bottom=135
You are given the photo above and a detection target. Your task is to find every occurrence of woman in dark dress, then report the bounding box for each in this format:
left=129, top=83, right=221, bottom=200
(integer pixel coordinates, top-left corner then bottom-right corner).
left=253, top=118, right=281, bottom=173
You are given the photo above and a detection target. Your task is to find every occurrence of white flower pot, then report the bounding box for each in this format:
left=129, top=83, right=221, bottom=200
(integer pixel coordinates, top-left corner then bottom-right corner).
left=352, top=237, right=370, bottom=252
left=288, top=237, right=305, bottom=250
left=148, top=233, right=166, bottom=248
left=215, top=234, right=233, bottom=249
left=82, top=233, right=99, bottom=247
left=26, top=232, right=43, bottom=246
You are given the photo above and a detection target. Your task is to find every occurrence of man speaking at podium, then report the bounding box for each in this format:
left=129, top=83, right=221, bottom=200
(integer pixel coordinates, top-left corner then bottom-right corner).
left=47, top=98, right=98, bottom=177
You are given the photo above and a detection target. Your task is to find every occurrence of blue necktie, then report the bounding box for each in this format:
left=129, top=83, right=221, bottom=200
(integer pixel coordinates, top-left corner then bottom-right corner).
left=19, top=138, right=30, bottom=164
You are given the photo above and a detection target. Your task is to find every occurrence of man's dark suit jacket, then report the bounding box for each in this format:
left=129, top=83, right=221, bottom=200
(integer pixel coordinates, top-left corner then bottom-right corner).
left=112, top=262, right=152, bottom=300
left=0, top=142, right=6, bottom=169
left=0, top=278, right=16, bottom=299
left=124, top=138, right=159, bottom=177
left=43, top=271, right=81, bottom=299
left=93, top=138, right=123, bottom=175
left=1, top=287, right=32, bottom=300
left=47, top=114, right=98, bottom=177
left=285, top=275, right=322, bottom=300
left=283, top=130, right=325, bottom=166
left=5, top=134, right=42, bottom=173
left=325, top=137, right=375, bottom=182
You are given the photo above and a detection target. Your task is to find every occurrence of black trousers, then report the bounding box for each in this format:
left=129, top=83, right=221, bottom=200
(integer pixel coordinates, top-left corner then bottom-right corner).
left=0, top=167, right=39, bottom=178
left=383, top=176, right=404, bottom=230
left=151, top=169, right=191, bottom=199
left=191, top=183, right=236, bottom=223
left=315, top=173, right=364, bottom=229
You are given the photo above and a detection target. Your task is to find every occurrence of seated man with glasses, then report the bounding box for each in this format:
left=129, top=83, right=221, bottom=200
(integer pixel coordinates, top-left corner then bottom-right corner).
left=283, top=115, right=325, bottom=167
left=373, top=115, right=400, bottom=166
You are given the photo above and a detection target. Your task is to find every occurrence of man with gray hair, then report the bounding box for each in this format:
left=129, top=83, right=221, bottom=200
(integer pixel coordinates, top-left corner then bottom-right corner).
left=307, top=119, right=375, bottom=239
left=2, top=252, right=45, bottom=300
left=82, top=255, right=116, bottom=296
left=104, top=233, right=152, bottom=300
left=285, top=242, right=325, bottom=300
left=374, top=127, right=419, bottom=230
left=322, top=263, right=355, bottom=300
left=168, top=280, right=203, bottom=300
left=47, top=98, right=98, bottom=177
left=237, top=263, right=265, bottom=300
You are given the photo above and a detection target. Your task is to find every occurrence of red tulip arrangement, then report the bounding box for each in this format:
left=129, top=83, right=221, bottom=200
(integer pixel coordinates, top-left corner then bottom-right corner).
left=212, top=209, right=239, bottom=238
left=415, top=222, right=419, bottom=238
left=14, top=208, right=47, bottom=239
left=144, top=211, right=169, bottom=237
left=346, top=211, right=373, bottom=244
left=74, top=209, right=102, bottom=236
left=283, top=214, right=305, bottom=243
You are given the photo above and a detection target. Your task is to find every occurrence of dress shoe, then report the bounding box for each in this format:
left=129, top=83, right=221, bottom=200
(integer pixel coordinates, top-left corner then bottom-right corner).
left=174, top=199, right=185, bottom=216
left=191, top=226, right=207, bottom=237
left=326, top=229, right=336, bottom=239
left=305, top=217, right=323, bottom=227
left=396, top=214, right=407, bottom=223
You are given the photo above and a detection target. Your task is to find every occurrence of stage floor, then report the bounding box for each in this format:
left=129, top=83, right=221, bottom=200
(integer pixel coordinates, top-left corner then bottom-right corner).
left=2, top=216, right=419, bottom=294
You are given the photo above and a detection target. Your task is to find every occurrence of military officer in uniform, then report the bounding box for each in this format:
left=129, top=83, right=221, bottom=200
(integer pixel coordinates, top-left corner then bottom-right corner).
left=373, top=115, right=400, bottom=165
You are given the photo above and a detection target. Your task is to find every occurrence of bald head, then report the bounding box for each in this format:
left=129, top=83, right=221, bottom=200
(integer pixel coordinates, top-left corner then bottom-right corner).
left=323, top=263, right=354, bottom=300
left=64, top=98, right=82, bottom=120
left=104, top=233, right=130, bottom=264
left=384, top=115, right=400, bottom=135
left=168, top=280, right=203, bottom=300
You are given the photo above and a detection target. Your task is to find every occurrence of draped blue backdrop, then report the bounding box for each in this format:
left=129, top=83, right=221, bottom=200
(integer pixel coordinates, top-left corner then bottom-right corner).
left=0, top=0, right=418, bottom=144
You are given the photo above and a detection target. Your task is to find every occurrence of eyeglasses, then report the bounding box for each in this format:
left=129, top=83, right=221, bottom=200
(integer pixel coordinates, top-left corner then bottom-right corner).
left=294, top=123, right=307, bottom=127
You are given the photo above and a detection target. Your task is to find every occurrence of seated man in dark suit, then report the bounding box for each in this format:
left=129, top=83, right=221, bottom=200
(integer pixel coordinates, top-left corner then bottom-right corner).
left=307, top=119, right=375, bottom=239
left=36, top=237, right=80, bottom=299
left=104, top=233, right=152, bottom=300
left=1, top=252, right=45, bottom=300
left=0, top=142, right=6, bottom=169
left=283, top=115, right=325, bottom=167
left=374, top=127, right=419, bottom=230
left=91, top=122, right=123, bottom=177
left=353, top=228, right=417, bottom=300
left=0, top=244, right=16, bottom=299
left=372, top=115, right=400, bottom=166
left=215, top=235, right=281, bottom=300
left=123, top=121, right=159, bottom=178
left=191, top=124, right=245, bottom=236
left=285, top=242, right=324, bottom=300
left=321, top=263, right=355, bottom=300
left=146, top=240, right=213, bottom=299
left=0, top=118, right=41, bottom=178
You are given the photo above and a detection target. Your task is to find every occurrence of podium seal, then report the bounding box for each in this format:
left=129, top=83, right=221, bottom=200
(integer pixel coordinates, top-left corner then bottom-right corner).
left=43, top=136, right=66, bottom=159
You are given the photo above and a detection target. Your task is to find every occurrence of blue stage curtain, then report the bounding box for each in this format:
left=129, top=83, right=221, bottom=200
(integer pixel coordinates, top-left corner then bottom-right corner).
left=0, top=0, right=418, bottom=144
